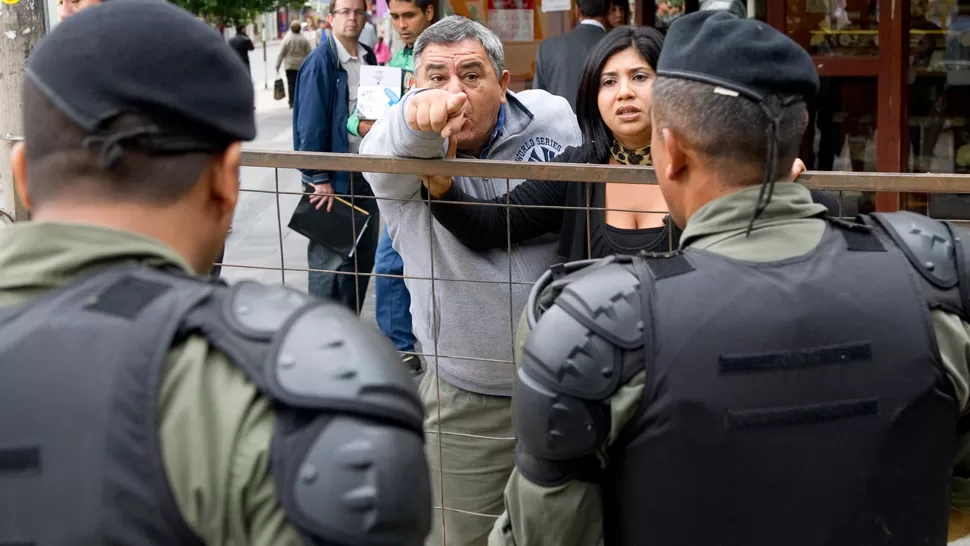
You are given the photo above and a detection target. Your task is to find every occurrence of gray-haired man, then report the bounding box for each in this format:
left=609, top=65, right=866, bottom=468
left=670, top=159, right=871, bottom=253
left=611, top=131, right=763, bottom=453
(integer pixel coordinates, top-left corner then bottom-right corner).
left=360, top=16, right=581, bottom=546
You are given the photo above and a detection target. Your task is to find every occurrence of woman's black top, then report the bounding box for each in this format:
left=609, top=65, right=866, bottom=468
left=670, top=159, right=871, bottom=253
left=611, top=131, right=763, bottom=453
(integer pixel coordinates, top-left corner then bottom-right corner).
left=586, top=180, right=679, bottom=258
left=427, top=145, right=842, bottom=262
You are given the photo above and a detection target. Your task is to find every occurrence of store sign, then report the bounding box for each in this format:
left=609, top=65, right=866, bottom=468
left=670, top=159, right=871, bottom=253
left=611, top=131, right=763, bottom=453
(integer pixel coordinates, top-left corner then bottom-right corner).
left=487, top=0, right=534, bottom=41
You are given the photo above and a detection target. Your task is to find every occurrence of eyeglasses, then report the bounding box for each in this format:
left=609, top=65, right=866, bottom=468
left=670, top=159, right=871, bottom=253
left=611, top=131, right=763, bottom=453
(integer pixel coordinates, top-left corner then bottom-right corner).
left=333, top=8, right=367, bottom=17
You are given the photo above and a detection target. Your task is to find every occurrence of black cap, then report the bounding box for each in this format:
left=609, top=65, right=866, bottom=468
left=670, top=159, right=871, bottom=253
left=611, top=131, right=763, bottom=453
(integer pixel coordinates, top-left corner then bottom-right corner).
left=25, top=0, right=256, bottom=167
left=657, top=10, right=819, bottom=103
left=656, top=11, right=819, bottom=233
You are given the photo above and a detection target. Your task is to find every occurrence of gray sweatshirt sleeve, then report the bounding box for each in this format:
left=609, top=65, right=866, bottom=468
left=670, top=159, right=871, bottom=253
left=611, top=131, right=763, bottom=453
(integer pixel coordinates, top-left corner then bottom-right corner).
left=359, top=89, right=448, bottom=201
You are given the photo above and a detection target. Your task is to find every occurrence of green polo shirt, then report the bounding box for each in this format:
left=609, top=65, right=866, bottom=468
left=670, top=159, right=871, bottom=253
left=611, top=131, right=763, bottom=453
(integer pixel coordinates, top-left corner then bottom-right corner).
left=0, top=222, right=301, bottom=546
left=492, top=183, right=970, bottom=546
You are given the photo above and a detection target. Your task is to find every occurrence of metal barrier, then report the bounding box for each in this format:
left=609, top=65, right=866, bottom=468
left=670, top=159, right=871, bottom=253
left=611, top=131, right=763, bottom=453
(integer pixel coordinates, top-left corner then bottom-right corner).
left=8, top=149, right=970, bottom=539
left=229, top=149, right=970, bottom=352
left=228, top=150, right=970, bottom=540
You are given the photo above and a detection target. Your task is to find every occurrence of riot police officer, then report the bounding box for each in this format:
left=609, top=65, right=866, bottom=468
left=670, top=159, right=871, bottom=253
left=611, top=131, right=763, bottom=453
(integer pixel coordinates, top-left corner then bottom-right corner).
left=492, top=10, right=970, bottom=546
left=0, top=2, right=430, bottom=545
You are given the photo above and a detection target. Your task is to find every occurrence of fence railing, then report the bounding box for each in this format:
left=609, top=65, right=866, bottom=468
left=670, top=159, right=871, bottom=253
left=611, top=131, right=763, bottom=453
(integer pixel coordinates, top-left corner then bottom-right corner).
left=232, top=150, right=970, bottom=541
left=226, top=148, right=970, bottom=367
left=240, top=150, right=970, bottom=192
left=8, top=149, right=970, bottom=540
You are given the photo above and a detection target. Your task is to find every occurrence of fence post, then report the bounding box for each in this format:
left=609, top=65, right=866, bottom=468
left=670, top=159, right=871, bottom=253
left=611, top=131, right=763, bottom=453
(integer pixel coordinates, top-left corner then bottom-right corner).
left=0, top=0, right=48, bottom=221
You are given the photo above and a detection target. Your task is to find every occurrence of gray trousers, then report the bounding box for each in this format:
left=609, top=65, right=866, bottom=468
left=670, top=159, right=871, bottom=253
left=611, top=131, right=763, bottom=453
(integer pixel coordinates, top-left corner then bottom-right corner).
left=306, top=173, right=380, bottom=314
left=419, top=371, right=515, bottom=546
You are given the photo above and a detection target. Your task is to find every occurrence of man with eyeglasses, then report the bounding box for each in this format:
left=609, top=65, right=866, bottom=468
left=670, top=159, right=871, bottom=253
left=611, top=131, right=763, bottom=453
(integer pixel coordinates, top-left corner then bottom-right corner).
left=292, top=0, right=381, bottom=314
left=57, top=0, right=101, bottom=19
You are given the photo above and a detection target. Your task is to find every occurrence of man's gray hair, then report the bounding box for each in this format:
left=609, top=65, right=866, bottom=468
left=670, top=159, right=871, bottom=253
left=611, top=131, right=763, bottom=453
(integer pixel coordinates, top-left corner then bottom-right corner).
left=652, top=77, right=808, bottom=184
left=414, top=16, right=505, bottom=77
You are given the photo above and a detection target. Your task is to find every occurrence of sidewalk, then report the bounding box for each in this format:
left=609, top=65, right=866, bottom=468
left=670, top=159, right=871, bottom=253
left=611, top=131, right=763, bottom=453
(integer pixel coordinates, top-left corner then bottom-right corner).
left=254, top=82, right=291, bottom=112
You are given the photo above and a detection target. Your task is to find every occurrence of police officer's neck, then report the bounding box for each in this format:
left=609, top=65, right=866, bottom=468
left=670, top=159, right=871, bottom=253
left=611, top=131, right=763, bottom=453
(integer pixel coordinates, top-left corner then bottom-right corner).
left=675, top=164, right=757, bottom=224
left=31, top=200, right=221, bottom=274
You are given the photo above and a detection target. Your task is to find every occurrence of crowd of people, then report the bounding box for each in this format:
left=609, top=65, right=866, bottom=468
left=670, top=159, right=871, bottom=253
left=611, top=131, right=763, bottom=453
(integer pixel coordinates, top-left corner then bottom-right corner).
left=7, top=0, right=970, bottom=545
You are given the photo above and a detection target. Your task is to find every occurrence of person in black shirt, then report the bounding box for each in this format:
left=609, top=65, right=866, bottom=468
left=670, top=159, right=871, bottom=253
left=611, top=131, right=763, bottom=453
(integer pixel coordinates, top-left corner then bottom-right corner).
left=422, top=26, right=838, bottom=262
left=228, top=26, right=255, bottom=73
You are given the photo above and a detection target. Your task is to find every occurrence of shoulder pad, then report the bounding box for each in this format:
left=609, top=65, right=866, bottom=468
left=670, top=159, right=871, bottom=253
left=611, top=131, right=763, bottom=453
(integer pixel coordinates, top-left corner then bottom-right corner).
left=868, top=211, right=958, bottom=289
left=266, top=302, right=424, bottom=434
left=513, top=259, right=641, bottom=461
left=276, top=414, right=431, bottom=546
left=522, top=260, right=642, bottom=400
left=224, top=281, right=313, bottom=341
left=556, top=260, right=644, bottom=349
left=530, top=257, right=643, bottom=349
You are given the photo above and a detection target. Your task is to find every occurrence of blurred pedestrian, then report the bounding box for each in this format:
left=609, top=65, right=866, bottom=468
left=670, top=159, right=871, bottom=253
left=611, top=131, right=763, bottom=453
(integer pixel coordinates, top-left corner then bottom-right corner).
left=374, top=35, right=391, bottom=64
left=228, top=25, right=255, bottom=73
left=607, top=0, right=631, bottom=27
left=276, top=20, right=313, bottom=108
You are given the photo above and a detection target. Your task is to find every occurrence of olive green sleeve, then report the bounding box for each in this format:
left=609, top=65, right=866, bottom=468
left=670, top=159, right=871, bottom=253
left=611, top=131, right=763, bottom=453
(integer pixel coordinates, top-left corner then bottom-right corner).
left=157, top=335, right=302, bottom=546
left=932, top=309, right=970, bottom=532
left=487, top=353, right=646, bottom=546
left=933, top=309, right=970, bottom=414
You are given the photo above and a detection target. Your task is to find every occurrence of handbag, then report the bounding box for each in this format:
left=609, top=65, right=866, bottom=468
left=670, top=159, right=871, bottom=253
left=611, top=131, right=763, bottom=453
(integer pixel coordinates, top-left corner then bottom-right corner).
left=273, top=75, right=286, bottom=101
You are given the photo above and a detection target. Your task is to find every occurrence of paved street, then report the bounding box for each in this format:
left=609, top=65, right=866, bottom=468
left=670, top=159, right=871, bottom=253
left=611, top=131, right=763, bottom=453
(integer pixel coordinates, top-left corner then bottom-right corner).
left=220, top=72, right=380, bottom=324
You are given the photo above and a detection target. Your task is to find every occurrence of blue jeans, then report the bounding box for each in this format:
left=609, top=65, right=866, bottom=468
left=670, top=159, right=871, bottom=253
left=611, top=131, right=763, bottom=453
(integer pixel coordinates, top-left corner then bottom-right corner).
left=374, top=226, right=415, bottom=352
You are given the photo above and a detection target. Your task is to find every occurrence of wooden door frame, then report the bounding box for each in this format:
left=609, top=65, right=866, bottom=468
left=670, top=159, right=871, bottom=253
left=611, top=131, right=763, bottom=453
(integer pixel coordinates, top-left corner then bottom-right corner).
left=635, top=0, right=653, bottom=27
left=766, top=0, right=909, bottom=211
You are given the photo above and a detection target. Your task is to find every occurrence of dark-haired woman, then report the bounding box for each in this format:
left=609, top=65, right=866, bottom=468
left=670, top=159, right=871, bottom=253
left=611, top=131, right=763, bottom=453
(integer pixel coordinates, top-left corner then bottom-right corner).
left=422, top=25, right=836, bottom=262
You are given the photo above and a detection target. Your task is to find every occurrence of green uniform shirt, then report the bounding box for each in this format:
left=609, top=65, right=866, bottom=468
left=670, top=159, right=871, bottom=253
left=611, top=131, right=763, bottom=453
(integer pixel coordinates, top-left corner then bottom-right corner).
left=490, top=183, right=970, bottom=546
left=347, top=46, right=414, bottom=137
left=0, top=222, right=301, bottom=546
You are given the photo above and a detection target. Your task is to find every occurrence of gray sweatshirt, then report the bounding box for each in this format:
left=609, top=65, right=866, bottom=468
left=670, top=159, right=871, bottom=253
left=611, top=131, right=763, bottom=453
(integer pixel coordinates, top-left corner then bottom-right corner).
left=360, top=89, right=581, bottom=396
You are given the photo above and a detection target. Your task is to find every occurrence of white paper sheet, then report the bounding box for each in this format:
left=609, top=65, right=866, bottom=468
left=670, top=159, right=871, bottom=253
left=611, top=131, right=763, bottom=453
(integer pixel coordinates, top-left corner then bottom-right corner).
left=357, top=66, right=404, bottom=120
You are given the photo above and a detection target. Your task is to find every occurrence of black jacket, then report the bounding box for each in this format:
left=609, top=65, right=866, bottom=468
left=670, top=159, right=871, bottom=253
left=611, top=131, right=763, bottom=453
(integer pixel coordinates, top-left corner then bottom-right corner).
left=428, top=145, right=843, bottom=262
left=532, top=23, right=606, bottom=112
left=229, top=33, right=254, bottom=68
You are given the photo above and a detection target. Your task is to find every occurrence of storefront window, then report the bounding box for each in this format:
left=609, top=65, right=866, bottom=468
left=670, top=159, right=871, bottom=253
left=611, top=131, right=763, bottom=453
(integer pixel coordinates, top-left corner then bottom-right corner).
left=801, top=76, right=879, bottom=214
left=904, top=0, right=970, bottom=219
left=651, top=0, right=766, bottom=32
left=787, top=0, right=880, bottom=57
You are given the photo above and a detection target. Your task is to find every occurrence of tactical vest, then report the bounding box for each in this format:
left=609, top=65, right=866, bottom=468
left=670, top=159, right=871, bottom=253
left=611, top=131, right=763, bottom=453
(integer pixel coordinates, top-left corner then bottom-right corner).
left=599, top=221, right=959, bottom=546
left=0, top=263, right=429, bottom=545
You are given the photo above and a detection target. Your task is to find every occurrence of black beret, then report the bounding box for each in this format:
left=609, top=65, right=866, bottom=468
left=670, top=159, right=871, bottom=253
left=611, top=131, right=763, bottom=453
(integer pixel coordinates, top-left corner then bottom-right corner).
left=657, top=11, right=819, bottom=103
left=25, top=0, right=255, bottom=161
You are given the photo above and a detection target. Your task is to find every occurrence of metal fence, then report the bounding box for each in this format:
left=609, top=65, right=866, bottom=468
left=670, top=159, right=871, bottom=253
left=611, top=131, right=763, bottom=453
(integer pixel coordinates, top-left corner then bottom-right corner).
left=7, top=150, right=970, bottom=539
left=227, top=150, right=970, bottom=357
left=227, top=149, right=970, bottom=293
left=226, top=150, right=970, bottom=540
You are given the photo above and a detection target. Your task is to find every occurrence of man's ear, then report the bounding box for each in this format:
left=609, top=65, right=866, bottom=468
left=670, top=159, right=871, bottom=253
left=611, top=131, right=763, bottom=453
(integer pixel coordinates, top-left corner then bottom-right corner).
left=10, top=143, right=31, bottom=211
left=424, top=4, right=434, bottom=21
left=209, top=142, right=242, bottom=216
left=660, top=127, right=687, bottom=184
left=498, top=70, right=511, bottom=100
